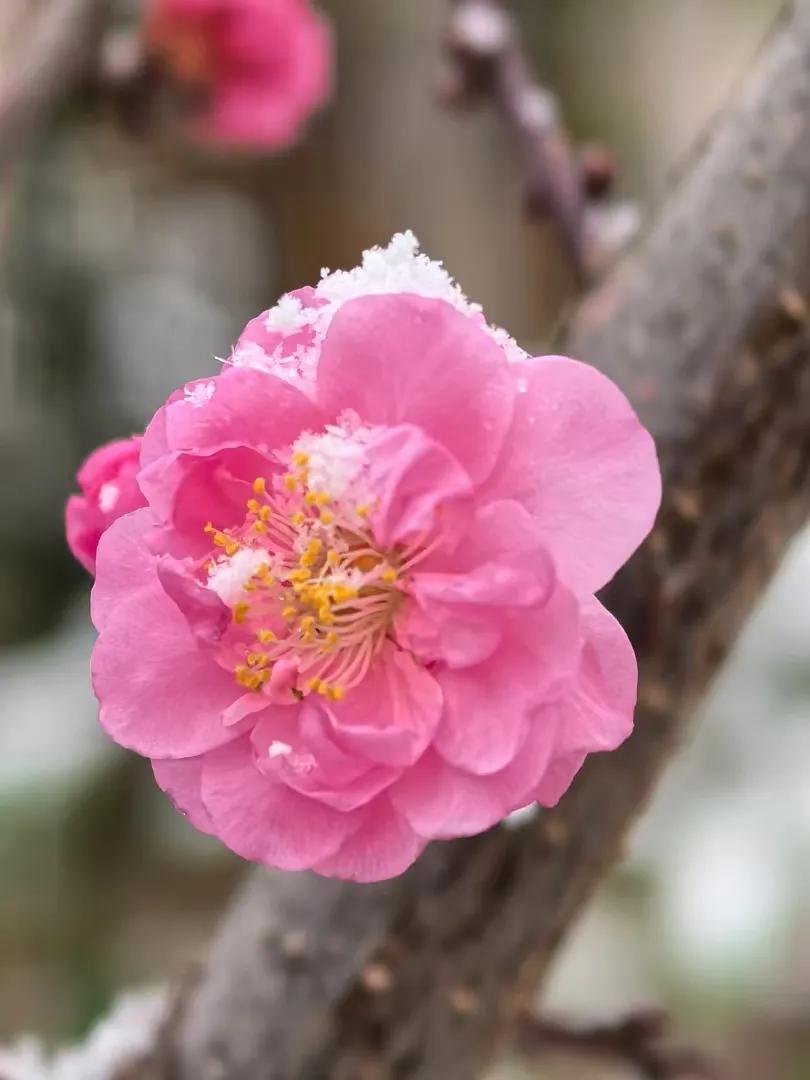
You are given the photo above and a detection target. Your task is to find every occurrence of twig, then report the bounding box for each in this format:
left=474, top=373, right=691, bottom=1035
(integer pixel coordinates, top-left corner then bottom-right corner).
left=0, top=0, right=112, bottom=170
left=440, top=0, right=634, bottom=282
left=516, top=1010, right=729, bottom=1080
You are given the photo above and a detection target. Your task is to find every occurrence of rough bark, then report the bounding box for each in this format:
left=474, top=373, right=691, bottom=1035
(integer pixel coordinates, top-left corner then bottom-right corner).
left=171, top=3, right=810, bottom=1077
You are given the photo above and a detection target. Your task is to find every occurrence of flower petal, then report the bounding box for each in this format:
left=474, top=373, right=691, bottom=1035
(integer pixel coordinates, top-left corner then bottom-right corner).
left=485, top=356, right=661, bottom=593
left=140, top=366, right=324, bottom=468
left=91, top=513, right=241, bottom=759
left=90, top=508, right=163, bottom=633
left=152, top=756, right=214, bottom=836
left=364, top=424, right=473, bottom=549
left=201, top=737, right=359, bottom=870
left=432, top=579, right=580, bottom=775
left=311, top=796, right=426, bottom=882
left=391, top=712, right=557, bottom=839
left=315, top=294, right=515, bottom=484
left=401, top=500, right=555, bottom=668
left=532, top=597, right=637, bottom=806
left=326, top=644, right=443, bottom=767
left=251, top=703, right=401, bottom=812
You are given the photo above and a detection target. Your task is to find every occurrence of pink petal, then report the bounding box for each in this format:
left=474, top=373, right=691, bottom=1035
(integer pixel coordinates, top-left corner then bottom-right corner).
left=326, top=644, right=443, bottom=767
left=532, top=597, right=637, bottom=806
left=364, top=424, right=473, bottom=549
left=533, top=751, right=587, bottom=808
left=391, top=713, right=557, bottom=840
left=90, top=509, right=163, bottom=633
left=251, top=703, right=401, bottom=812
left=91, top=513, right=241, bottom=759
left=315, top=294, right=515, bottom=484
left=311, top=796, right=426, bottom=882
left=402, top=500, right=555, bottom=668
left=433, top=579, right=580, bottom=775
left=138, top=444, right=269, bottom=542
left=201, top=738, right=359, bottom=871
left=140, top=367, right=323, bottom=468
left=152, top=756, right=214, bottom=836
left=486, top=357, right=661, bottom=594
left=157, top=556, right=230, bottom=645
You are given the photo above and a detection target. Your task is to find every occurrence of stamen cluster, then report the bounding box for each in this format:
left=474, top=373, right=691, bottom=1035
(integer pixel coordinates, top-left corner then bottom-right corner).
left=204, top=451, right=406, bottom=702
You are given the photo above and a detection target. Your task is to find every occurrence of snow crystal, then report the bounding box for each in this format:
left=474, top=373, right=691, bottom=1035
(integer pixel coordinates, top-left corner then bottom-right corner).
left=98, top=482, right=120, bottom=513
left=183, top=380, right=216, bottom=408
left=208, top=546, right=272, bottom=602
left=247, top=232, right=528, bottom=385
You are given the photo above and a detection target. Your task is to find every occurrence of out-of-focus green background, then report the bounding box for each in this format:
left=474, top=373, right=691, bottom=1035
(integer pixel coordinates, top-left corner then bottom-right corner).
left=2, top=1, right=808, bottom=1076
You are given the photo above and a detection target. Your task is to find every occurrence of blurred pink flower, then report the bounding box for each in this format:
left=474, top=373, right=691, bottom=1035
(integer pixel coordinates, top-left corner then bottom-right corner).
left=66, top=437, right=146, bottom=574
left=145, top=0, right=332, bottom=149
left=85, top=235, right=660, bottom=882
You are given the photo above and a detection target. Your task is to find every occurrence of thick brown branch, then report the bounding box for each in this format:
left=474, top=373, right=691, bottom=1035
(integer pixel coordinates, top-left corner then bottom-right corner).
left=155, top=2, right=810, bottom=1077
left=0, top=0, right=111, bottom=169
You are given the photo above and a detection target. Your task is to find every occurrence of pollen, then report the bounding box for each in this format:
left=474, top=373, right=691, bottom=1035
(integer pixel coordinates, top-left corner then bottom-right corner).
left=204, top=439, right=422, bottom=704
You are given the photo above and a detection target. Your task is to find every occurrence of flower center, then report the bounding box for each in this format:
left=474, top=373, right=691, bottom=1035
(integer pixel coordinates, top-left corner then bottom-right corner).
left=203, top=450, right=422, bottom=702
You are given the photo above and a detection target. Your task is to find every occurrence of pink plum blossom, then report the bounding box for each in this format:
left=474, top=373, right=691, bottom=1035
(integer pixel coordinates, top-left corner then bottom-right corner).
left=84, top=233, right=661, bottom=882
left=145, top=0, right=332, bottom=150
left=66, top=437, right=146, bottom=574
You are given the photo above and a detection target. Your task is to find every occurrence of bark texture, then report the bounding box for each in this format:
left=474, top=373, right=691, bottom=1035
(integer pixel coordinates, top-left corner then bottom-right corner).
left=171, top=3, right=810, bottom=1077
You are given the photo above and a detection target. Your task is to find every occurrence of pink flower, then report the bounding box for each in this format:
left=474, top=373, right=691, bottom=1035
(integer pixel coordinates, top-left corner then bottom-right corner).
left=88, top=234, right=661, bottom=882
left=145, top=0, right=332, bottom=150
left=66, top=438, right=147, bottom=574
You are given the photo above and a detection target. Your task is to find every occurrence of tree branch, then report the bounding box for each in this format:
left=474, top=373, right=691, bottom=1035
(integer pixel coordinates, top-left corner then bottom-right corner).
left=106, top=1, right=810, bottom=1076
left=515, top=1010, right=728, bottom=1080
left=440, top=0, right=636, bottom=282
left=0, top=0, right=111, bottom=170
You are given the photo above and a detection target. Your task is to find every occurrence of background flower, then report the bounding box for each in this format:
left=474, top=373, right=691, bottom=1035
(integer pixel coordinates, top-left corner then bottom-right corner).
left=144, top=0, right=332, bottom=149
left=65, top=438, right=146, bottom=574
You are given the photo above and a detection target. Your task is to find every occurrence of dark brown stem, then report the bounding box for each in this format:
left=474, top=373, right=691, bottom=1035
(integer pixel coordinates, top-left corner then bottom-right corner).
left=515, top=1010, right=728, bottom=1080
left=0, top=0, right=111, bottom=170
left=441, top=0, right=627, bottom=283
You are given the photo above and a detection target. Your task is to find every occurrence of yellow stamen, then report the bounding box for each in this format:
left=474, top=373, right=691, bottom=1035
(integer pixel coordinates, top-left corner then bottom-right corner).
left=233, top=602, right=250, bottom=624
left=253, top=477, right=266, bottom=495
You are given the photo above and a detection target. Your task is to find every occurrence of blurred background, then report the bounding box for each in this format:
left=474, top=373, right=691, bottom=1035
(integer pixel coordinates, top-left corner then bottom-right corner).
left=2, top=0, right=808, bottom=1077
